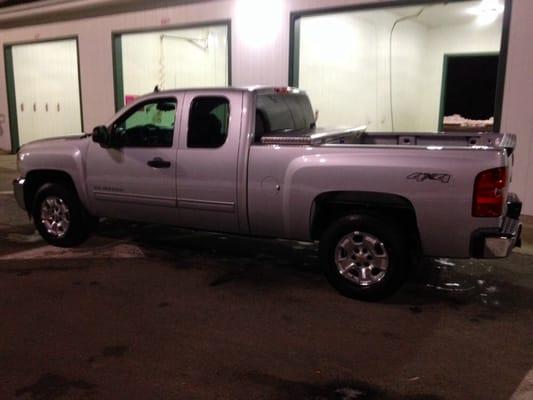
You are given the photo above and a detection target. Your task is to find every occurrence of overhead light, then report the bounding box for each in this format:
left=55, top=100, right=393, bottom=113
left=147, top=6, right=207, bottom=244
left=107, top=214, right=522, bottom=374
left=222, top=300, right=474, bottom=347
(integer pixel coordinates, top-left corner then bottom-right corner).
left=467, top=0, right=504, bottom=25
left=234, top=0, right=284, bottom=48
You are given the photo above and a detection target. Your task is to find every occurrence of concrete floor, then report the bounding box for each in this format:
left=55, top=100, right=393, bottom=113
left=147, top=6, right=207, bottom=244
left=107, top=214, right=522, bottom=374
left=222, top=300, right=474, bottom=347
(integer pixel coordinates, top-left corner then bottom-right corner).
left=1, top=153, right=532, bottom=400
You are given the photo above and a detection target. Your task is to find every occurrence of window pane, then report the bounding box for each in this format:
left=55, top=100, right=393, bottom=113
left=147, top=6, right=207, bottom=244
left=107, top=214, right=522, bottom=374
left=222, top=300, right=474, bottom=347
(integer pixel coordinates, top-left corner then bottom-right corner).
left=256, top=93, right=315, bottom=136
left=120, top=24, right=229, bottom=106
left=296, top=1, right=504, bottom=132
left=116, top=100, right=176, bottom=147
left=187, top=97, right=229, bottom=148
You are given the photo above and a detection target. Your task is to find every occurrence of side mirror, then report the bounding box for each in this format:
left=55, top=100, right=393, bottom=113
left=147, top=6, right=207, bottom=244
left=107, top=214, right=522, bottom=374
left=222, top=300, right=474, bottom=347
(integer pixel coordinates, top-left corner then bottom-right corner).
left=92, top=125, right=110, bottom=147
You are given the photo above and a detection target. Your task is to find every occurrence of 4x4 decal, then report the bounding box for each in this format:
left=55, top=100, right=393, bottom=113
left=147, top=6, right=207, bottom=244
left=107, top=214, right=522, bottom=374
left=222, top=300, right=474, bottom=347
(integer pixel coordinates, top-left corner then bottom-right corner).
left=407, top=172, right=451, bottom=183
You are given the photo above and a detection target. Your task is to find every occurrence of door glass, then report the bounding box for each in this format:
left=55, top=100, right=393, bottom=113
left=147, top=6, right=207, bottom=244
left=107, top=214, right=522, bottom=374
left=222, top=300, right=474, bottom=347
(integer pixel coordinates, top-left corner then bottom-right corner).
left=114, top=99, right=176, bottom=147
left=187, top=97, right=229, bottom=148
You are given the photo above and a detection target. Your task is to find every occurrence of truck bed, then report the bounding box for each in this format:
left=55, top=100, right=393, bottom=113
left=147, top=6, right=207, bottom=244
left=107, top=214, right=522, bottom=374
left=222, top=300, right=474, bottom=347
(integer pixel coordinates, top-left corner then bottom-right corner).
left=260, top=127, right=516, bottom=153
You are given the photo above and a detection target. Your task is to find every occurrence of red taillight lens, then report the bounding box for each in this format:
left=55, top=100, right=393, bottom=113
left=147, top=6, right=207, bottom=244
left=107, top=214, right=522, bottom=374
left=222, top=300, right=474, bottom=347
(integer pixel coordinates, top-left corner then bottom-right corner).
left=473, top=167, right=507, bottom=217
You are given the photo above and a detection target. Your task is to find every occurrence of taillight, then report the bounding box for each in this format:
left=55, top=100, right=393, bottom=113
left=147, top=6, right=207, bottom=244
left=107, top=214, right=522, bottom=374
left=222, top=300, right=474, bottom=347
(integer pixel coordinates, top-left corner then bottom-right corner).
left=473, top=167, right=507, bottom=217
left=274, top=87, right=290, bottom=94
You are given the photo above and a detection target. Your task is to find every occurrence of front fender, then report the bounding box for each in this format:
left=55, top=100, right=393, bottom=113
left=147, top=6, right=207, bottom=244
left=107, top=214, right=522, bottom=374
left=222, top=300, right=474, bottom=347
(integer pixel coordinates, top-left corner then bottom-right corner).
left=18, top=137, right=91, bottom=212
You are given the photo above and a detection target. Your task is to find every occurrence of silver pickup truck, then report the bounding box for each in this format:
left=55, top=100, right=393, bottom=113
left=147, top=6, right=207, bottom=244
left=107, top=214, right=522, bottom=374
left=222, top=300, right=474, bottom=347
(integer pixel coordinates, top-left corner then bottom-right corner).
left=13, top=86, right=522, bottom=300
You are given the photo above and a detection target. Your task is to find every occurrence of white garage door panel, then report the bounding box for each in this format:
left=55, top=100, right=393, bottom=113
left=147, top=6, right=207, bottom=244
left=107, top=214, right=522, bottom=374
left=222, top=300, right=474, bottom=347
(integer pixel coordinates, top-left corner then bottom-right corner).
left=12, top=39, right=82, bottom=145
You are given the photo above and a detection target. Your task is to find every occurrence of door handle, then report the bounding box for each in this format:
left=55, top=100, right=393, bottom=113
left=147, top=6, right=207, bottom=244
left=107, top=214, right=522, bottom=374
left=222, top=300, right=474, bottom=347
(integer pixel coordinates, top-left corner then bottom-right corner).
left=147, top=158, right=171, bottom=168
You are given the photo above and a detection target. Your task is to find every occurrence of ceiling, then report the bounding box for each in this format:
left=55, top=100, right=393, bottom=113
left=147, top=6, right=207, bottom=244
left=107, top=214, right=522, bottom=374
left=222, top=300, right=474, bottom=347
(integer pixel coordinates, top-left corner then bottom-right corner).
left=389, top=1, right=504, bottom=28
left=0, top=0, right=506, bottom=29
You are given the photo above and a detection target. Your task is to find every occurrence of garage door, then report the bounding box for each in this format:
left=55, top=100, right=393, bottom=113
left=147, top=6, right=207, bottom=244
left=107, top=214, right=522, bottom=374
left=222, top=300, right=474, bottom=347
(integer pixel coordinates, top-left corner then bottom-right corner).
left=6, top=38, right=83, bottom=148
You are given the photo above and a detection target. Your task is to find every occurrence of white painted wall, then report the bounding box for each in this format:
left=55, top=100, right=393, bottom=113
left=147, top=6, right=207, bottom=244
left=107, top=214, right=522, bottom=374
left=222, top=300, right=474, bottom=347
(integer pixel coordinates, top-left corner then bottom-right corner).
left=500, top=0, right=533, bottom=216
left=389, top=18, right=427, bottom=132
left=121, top=24, right=228, bottom=98
left=298, top=12, right=380, bottom=129
left=0, top=0, right=532, bottom=216
left=11, top=39, right=82, bottom=145
left=299, top=9, right=428, bottom=131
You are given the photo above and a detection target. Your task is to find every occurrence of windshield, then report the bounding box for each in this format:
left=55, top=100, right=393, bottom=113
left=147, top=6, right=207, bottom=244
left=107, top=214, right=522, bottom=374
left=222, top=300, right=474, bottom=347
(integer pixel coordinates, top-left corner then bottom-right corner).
left=255, top=93, right=315, bottom=140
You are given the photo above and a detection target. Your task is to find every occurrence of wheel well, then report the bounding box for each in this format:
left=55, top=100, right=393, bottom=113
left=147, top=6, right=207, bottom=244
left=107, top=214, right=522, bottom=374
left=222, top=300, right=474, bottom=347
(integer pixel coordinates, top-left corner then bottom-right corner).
left=311, top=191, right=420, bottom=246
left=23, top=170, right=78, bottom=212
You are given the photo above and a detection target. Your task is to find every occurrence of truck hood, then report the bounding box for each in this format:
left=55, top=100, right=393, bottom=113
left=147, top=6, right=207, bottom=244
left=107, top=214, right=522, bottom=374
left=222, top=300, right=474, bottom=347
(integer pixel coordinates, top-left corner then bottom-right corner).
left=19, top=133, right=90, bottom=152
left=17, top=133, right=92, bottom=178
left=22, top=133, right=90, bottom=146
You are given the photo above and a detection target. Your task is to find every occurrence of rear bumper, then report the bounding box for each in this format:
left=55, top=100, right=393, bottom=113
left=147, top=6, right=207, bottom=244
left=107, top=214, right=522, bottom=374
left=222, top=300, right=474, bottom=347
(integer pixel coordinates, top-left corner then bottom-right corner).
left=478, top=218, right=522, bottom=258
left=471, top=193, right=523, bottom=258
left=12, top=177, right=26, bottom=210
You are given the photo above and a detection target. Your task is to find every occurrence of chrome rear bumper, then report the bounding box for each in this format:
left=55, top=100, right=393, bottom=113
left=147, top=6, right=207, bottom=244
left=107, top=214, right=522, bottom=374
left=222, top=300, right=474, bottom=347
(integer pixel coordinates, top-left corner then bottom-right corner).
left=471, top=193, right=523, bottom=258
left=482, top=217, right=522, bottom=258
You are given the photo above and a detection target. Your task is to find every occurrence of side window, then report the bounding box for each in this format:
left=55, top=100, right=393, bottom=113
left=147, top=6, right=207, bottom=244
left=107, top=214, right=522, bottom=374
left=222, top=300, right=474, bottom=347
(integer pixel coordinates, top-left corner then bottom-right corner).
left=114, top=99, right=176, bottom=148
left=187, top=97, right=229, bottom=148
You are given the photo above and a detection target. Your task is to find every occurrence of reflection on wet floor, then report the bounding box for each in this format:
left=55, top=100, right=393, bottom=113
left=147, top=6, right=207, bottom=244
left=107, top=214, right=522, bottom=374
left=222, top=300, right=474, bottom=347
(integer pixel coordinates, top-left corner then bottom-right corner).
left=406, top=255, right=533, bottom=313
left=1, top=218, right=532, bottom=310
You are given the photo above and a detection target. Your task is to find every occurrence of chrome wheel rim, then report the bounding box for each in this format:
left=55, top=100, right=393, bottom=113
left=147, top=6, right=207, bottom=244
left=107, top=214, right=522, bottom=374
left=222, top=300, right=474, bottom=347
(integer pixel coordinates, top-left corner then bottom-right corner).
left=334, top=231, right=389, bottom=287
left=40, top=196, right=70, bottom=238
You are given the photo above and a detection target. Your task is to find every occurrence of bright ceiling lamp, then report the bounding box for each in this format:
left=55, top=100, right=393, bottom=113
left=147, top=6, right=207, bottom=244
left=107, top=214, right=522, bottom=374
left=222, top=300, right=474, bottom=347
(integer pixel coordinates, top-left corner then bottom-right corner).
left=467, top=0, right=504, bottom=25
left=234, top=0, right=284, bottom=48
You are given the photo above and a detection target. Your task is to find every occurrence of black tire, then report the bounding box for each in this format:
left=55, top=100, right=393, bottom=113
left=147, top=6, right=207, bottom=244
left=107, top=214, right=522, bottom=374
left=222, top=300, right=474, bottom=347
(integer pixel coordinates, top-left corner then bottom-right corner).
left=87, top=215, right=100, bottom=233
left=32, top=183, right=90, bottom=247
left=319, top=214, right=408, bottom=301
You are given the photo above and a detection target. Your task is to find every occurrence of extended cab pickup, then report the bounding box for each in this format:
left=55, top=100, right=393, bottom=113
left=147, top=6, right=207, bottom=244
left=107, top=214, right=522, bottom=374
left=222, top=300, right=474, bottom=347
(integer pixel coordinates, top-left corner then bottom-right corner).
left=13, top=87, right=522, bottom=300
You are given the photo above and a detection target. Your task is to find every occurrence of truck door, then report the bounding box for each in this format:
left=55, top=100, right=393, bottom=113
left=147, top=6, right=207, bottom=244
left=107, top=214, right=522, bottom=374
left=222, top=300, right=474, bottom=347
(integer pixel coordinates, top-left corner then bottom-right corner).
left=85, top=95, right=182, bottom=224
left=177, top=91, right=243, bottom=233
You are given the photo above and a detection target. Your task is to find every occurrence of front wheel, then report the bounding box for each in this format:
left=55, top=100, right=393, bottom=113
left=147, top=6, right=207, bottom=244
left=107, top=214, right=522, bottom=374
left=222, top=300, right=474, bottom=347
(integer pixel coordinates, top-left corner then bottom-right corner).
left=32, top=183, right=90, bottom=247
left=320, top=214, right=408, bottom=301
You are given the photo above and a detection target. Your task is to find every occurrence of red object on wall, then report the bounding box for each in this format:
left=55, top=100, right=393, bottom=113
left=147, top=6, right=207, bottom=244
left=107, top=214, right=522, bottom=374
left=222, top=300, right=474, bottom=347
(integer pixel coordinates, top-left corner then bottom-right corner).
left=125, top=95, right=138, bottom=105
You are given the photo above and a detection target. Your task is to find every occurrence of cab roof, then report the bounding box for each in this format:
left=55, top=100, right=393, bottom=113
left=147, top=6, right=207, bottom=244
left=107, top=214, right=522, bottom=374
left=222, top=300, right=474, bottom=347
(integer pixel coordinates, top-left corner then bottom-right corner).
left=139, top=86, right=305, bottom=98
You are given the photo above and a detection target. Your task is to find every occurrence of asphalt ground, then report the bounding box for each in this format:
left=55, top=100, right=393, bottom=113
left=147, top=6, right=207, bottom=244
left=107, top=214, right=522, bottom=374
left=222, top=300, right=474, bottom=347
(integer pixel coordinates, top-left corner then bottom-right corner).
left=1, top=153, right=532, bottom=400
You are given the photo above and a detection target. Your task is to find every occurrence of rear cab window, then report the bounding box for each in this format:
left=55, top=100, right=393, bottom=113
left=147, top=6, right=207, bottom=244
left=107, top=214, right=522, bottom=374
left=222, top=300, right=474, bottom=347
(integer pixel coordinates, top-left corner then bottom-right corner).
left=254, top=91, right=315, bottom=142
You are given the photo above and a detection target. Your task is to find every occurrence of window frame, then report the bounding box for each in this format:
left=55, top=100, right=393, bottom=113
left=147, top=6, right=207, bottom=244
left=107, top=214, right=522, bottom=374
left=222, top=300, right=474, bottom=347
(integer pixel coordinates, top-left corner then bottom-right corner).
left=186, top=95, right=231, bottom=149
left=288, top=0, right=513, bottom=133
left=111, top=96, right=178, bottom=148
left=111, top=20, right=232, bottom=112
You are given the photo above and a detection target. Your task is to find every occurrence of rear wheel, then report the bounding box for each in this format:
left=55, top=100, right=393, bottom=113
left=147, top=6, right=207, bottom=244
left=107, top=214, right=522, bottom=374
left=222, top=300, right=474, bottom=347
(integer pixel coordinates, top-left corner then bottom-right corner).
left=320, top=214, right=408, bottom=301
left=32, top=183, right=90, bottom=247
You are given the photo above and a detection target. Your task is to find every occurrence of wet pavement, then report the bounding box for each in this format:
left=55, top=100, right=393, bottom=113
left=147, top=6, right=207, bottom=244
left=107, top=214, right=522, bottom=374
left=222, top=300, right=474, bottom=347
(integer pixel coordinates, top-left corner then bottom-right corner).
left=1, top=153, right=532, bottom=400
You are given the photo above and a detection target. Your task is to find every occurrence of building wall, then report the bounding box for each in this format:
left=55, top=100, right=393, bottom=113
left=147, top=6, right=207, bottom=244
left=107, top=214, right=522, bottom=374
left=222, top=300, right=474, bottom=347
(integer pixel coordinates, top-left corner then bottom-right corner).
left=0, top=0, right=532, bottom=216
left=499, top=0, right=533, bottom=216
